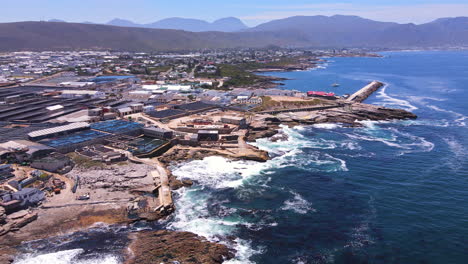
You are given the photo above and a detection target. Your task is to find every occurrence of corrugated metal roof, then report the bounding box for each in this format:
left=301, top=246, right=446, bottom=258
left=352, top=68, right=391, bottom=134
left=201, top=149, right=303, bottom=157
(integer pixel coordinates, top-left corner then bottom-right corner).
left=117, top=107, right=133, bottom=113
left=28, top=122, right=90, bottom=138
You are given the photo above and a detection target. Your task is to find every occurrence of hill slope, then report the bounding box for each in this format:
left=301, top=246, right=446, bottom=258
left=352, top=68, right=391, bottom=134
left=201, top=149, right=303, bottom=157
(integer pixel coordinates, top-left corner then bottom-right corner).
left=0, top=21, right=305, bottom=51
left=250, top=15, right=468, bottom=47
left=1, top=16, right=468, bottom=51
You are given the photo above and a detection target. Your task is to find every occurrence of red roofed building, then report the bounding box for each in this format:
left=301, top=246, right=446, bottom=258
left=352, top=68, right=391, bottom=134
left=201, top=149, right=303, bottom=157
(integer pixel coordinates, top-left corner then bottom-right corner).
left=307, top=91, right=336, bottom=99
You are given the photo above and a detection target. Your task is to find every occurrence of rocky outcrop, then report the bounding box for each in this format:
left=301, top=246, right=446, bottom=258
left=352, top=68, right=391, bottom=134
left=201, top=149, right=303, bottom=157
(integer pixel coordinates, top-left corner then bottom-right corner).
left=159, top=149, right=223, bottom=165
left=126, top=230, right=235, bottom=264
left=0, top=210, right=38, bottom=236
left=170, top=179, right=194, bottom=190
left=313, top=103, right=417, bottom=126
left=270, top=103, right=417, bottom=128
left=66, top=162, right=154, bottom=191
left=246, top=126, right=280, bottom=142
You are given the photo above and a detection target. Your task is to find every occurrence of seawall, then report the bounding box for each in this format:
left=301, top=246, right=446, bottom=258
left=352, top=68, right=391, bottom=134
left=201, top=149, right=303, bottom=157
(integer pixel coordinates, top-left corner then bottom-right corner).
left=347, top=81, right=384, bottom=103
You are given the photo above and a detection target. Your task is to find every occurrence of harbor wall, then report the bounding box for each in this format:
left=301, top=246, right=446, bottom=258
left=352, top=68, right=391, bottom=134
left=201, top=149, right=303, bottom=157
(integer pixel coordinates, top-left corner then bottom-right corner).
left=347, top=81, right=384, bottom=103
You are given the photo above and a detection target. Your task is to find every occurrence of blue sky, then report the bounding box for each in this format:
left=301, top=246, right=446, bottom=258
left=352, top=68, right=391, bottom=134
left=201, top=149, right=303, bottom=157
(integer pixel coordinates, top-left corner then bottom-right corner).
left=2, top=0, right=468, bottom=26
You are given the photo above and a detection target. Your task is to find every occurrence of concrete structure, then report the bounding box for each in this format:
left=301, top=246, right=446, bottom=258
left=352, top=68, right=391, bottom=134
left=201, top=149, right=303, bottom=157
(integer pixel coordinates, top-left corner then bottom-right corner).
left=130, top=103, right=144, bottom=112
left=0, top=140, right=54, bottom=161
left=117, top=107, right=133, bottom=117
left=1, top=188, right=45, bottom=209
left=143, top=127, right=173, bottom=139
left=30, top=152, right=73, bottom=173
left=197, top=130, right=219, bottom=141
left=61, top=90, right=105, bottom=98
left=221, top=116, right=247, bottom=128
left=347, top=81, right=384, bottom=103
left=0, top=164, right=14, bottom=184
left=59, top=81, right=95, bottom=87
left=236, top=96, right=263, bottom=104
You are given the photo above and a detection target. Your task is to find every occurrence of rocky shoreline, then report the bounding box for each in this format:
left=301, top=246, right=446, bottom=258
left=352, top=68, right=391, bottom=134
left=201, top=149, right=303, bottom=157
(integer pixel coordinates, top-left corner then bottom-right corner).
left=0, top=103, right=416, bottom=263
left=125, top=230, right=235, bottom=264
left=0, top=62, right=419, bottom=263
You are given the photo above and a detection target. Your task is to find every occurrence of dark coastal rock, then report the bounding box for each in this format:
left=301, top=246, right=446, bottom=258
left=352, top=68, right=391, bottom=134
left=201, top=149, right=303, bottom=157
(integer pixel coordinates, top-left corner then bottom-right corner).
left=170, top=179, right=194, bottom=190
left=314, top=103, right=417, bottom=126
left=126, top=230, right=235, bottom=264
left=246, top=127, right=279, bottom=142
left=159, top=149, right=223, bottom=165
left=238, top=151, right=269, bottom=162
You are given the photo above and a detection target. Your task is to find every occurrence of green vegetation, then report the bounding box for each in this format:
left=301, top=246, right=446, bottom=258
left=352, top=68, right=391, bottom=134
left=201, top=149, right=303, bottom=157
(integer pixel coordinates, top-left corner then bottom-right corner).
left=68, top=153, right=104, bottom=169
left=241, top=57, right=302, bottom=70
left=253, top=96, right=325, bottom=112
left=196, top=64, right=263, bottom=88
left=148, top=65, right=172, bottom=73
left=194, top=57, right=304, bottom=88
left=220, top=64, right=261, bottom=87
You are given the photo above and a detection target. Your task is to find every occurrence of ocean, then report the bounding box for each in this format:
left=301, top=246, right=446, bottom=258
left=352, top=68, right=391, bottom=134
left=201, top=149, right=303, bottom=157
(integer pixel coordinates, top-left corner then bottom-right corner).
left=14, top=51, right=468, bottom=264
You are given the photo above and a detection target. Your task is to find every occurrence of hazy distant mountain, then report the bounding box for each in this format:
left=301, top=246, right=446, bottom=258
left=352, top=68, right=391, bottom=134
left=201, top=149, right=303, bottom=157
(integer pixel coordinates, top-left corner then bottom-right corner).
left=249, top=15, right=399, bottom=47
left=106, top=17, right=248, bottom=32
left=107, top=18, right=141, bottom=28
left=0, top=21, right=306, bottom=52
left=146, top=18, right=213, bottom=32
left=248, top=15, right=468, bottom=47
left=1, top=16, right=468, bottom=51
left=48, top=19, right=66, bottom=23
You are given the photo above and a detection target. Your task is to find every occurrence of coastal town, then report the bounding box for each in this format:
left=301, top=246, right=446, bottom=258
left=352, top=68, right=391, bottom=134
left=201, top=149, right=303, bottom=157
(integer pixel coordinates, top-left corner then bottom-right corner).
left=0, top=48, right=416, bottom=263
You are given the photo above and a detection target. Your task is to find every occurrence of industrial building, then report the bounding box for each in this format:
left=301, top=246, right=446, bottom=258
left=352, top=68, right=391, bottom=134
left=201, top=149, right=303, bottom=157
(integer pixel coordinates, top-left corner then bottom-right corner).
left=221, top=116, right=248, bottom=128
left=0, top=140, right=54, bottom=162
left=197, top=130, right=219, bottom=141
left=0, top=164, right=14, bottom=184
left=30, top=152, right=73, bottom=173
left=146, top=101, right=219, bottom=121
left=28, top=122, right=90, bottom=140
left=39, top=130, right=109, bottom=153
left=1, top=188, right=45, bottom=210
left=90, top=120, right=143, bottom=135
left=0, top=88, right=112, bottom=123
left=143, top=127, right=174, bottom=139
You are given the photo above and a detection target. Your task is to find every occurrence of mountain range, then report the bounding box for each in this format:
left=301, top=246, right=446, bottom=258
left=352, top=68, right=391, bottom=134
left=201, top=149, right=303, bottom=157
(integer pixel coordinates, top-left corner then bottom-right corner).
left=1, top=15, right=467, bottom=51
left=49, top=17, right=248, bottom=32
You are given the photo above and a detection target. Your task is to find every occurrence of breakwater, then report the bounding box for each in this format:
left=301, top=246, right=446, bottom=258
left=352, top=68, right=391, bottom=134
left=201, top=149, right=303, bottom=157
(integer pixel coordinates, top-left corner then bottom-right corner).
left=347, top=81, right=384, bottom=103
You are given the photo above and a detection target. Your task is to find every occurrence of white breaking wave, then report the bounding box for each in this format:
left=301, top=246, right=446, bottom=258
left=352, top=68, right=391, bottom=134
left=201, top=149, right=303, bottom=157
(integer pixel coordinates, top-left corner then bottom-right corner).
left=281, top=191, right=316, bottom=214
left=441, top=136, right=467, bottom=171
left=14, top=249, right=120, bottom=264
left=426, top=104, right=467, bottom=127
left=375, top=85, right=418, bottom=111
left=168, top=124, right=349, bottom=263
left=223, top=239, right=264, bottom=264
left=345, top=122, right=434, bottom=155
left=312, top=123, right=341, bottom=129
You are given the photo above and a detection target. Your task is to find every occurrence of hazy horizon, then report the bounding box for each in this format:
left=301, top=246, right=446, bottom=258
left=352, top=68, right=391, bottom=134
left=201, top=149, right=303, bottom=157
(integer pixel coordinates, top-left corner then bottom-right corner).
left=2, top=0, right=468, bottom=26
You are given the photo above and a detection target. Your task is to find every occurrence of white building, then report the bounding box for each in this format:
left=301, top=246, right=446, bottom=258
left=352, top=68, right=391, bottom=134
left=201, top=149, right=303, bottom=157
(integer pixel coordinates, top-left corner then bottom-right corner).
left=61, top=90, right=105, bottom=98
left=235, top=96, right=263, bottom=105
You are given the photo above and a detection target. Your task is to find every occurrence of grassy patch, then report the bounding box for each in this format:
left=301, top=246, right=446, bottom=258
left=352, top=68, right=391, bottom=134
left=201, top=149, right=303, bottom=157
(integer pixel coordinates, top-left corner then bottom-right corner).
left=148, top=66, right=171, bottom=73
left=67, top=153, right=105, bottom=169
left=253, top=96, right=326, bottom=112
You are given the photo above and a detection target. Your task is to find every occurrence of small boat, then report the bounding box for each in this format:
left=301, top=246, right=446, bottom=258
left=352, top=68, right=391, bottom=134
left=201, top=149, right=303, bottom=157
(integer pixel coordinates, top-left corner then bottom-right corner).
left=331, top=83, right=340, bottom=87
left=76, top=193, right=90, bottom=200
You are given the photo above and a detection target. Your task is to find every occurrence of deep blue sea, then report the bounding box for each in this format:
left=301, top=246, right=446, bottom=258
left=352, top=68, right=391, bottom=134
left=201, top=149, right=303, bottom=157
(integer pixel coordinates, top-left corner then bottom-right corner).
left=14, top=51, right=468, bottom=264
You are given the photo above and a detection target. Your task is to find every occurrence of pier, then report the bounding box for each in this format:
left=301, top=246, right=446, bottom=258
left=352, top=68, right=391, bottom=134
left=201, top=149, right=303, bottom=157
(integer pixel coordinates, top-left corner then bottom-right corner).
left=150, top=164, right=173, bottom=210
left=347, top=81, right=384, bottom=103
